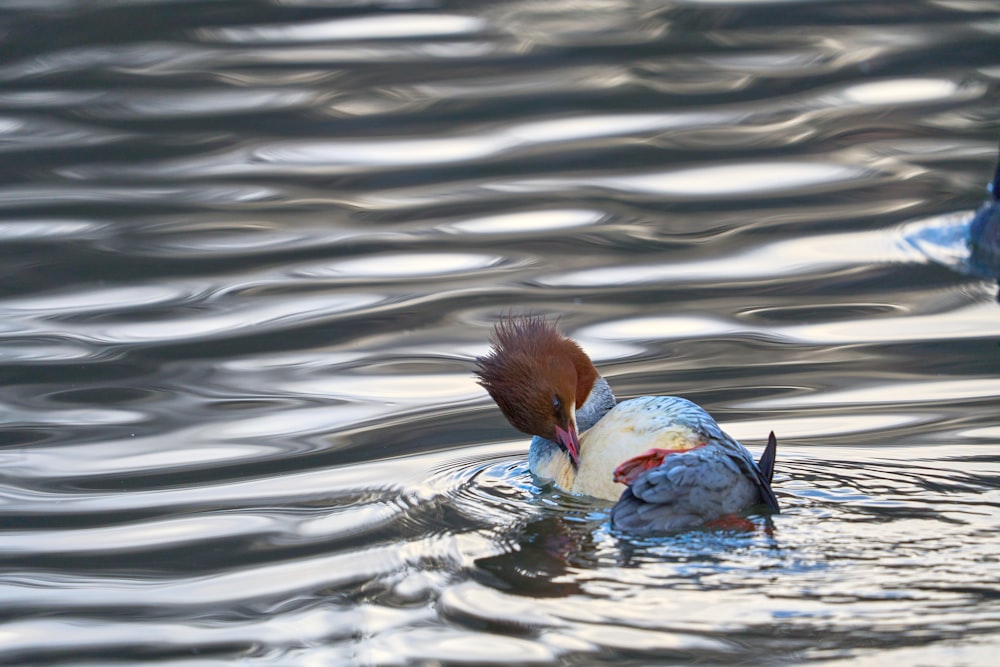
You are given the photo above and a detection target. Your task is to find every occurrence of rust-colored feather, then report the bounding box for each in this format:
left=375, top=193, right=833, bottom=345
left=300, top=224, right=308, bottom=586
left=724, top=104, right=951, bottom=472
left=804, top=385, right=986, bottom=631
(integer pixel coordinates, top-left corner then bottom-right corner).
left=475, top=316, right=598, bottom=439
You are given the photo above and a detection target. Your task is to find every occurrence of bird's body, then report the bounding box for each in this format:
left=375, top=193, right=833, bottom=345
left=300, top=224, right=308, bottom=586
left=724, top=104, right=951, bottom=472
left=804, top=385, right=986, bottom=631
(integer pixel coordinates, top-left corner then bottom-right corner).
left=476, top=316, right=779, bottom=534
left=533, top=396, right=715, bottom=501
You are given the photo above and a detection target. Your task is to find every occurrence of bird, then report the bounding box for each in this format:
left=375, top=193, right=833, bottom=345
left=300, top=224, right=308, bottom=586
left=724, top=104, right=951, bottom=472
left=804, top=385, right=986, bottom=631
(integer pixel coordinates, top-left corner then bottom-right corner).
left=474, top=316, right=779, bottom=534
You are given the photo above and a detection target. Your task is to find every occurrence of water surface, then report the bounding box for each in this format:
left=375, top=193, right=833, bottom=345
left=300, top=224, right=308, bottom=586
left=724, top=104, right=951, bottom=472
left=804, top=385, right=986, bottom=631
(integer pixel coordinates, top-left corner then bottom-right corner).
left=2, top=1, right=1000, bottom=665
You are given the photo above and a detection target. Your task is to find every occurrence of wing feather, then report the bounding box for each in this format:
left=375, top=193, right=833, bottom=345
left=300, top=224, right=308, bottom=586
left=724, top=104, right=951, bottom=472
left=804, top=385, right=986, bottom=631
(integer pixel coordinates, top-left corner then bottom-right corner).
left=610, top=397, right=780, bottom=534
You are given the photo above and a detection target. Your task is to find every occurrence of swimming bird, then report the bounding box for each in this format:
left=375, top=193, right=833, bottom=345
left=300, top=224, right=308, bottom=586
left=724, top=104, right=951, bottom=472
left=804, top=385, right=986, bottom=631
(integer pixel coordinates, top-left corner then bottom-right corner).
left=475, top=316, right=779, bottom=534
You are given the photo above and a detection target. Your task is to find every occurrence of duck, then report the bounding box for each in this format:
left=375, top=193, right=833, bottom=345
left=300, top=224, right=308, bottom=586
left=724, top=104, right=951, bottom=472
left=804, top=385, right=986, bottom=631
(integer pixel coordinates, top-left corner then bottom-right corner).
left=475, top=316, right=779, bottom=534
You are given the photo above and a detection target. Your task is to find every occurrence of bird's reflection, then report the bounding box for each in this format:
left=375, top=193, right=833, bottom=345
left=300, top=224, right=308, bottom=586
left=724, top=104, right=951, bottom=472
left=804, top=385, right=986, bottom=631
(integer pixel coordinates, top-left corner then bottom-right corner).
left=471, top=508, right=776, bottom=598
left=472, top=516, right=594, bottom=597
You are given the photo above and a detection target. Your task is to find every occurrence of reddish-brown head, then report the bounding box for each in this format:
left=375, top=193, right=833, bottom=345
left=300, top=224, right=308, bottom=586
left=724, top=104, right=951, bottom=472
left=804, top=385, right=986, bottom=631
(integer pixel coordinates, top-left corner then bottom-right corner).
left=474, top=316, right=599, bottom=467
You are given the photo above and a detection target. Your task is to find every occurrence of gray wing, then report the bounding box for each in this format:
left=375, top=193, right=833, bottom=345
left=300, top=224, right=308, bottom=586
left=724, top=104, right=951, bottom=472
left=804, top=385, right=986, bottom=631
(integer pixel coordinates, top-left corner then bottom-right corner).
left=660, top=399, right=779, bottom=512
left=611, top=403, right=779, bottom=535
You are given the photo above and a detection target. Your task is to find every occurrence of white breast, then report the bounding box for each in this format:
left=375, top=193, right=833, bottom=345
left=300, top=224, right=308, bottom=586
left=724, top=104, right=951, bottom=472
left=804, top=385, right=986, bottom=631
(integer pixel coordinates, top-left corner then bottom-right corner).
left=569, top=395, right=708, bottom=501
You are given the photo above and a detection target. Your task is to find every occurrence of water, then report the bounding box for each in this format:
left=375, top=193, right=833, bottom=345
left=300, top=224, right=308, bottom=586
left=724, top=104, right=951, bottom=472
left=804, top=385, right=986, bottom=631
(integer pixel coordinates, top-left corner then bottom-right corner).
left=1, top=1, right=1000, bottom=665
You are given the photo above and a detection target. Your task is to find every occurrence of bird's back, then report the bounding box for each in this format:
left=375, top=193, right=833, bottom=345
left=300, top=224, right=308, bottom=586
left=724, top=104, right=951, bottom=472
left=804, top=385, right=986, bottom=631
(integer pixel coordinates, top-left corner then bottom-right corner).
left=600, top=397, right=780, bottom=534
left=611, top=444, right=764, bottom=534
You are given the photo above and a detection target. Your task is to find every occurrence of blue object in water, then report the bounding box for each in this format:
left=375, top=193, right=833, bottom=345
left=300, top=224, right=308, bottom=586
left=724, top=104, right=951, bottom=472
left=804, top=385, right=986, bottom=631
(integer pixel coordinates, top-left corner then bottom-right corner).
left=968, top=145, right=1000, bottom=285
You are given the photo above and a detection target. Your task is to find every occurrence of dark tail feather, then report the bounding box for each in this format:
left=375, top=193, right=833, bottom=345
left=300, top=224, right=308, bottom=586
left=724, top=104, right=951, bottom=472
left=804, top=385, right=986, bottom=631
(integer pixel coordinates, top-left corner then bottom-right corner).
left=758, top=431, right=778, bottom=485
left=753, top=431, right=780, bottom=513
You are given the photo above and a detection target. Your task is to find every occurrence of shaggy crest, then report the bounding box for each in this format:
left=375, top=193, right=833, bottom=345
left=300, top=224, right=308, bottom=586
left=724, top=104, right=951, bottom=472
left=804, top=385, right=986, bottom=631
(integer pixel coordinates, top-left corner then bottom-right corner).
left=474, top=316, right=597, bottom=439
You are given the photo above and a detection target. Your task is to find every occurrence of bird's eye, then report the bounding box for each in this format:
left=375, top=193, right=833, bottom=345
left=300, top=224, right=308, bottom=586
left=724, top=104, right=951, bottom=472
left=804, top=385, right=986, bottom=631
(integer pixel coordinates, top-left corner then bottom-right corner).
left=552, top=395, right=562, bottom=416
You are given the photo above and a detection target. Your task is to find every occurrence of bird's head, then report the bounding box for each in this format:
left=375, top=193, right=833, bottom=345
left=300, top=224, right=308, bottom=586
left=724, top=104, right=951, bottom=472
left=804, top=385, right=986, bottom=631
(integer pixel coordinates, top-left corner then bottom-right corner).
left=475, top=316, right=598, bottom=468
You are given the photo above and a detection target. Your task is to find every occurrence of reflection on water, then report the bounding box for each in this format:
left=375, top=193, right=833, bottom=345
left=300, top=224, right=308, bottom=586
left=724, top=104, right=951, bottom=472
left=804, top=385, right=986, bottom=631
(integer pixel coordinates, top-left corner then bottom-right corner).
left=1, top=0, right=1000, bottom=665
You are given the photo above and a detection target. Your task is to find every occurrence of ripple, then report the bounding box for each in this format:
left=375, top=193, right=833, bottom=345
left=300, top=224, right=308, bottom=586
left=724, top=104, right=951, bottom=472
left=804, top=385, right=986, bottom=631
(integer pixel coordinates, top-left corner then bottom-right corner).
left=0, top=379, right=457, bottom=479
left=84, top=89, right=319, bottom=119
left=0, top=453, right=425, bottom=514
left=724, top=414, right=932, bottom=441
left=424, top=450, right=543, bottom=530
left=504, top=111, right=736, bottom=144
left=539, top=228, right=916, bottom=287
left=252, top=136, right=508, bottom=170
left=62, top=110, right=747, bottom=180
left=232, top=39, right=505, bottom=67
left=740, top=378, right=1000, bottom=409
left=569, top=623, right=734, bottom=653
left=289, top=373, right=482, bottom=404
left=0, top=513, right=279, bottom=556
left=781, top=301, right=1000, bottom=345
left=398, top=64, right=628, bottom=103
left=213, top=403, right=396, bottom=440
left=1, top=438, right=294, bottom=478
left=438, top=579, right=738, bottom=655
left=596, top=161, right=869, bottom=198
left=71, top=293, right=385, bottom=345
left=0, top=543, right=417, bottom=609
left=0, top=115, right=130, bottom=151
left=837, top=78, right=963, bottom=106
left=0, top=606, right=417, bottom=664
left=575, top=297, right=1000, bottom=351
left=578, top=315, right=737, bottom=354
left=200, top=14, right=488, bottom=43
left=372, top=626, right=556, bottom=664
left=0, top=43, right=215, bottom=81
left=442, top=208, right=605, bottom=235
left=109, top=217, right=386, bottom=258
left=0, top=90, right=105, bottom=107
left=0, top=185, right=281, bottom=209
left=0, top=339, right=103, bottom=363
left=2, top=285, right=189, bottom=314
left=438, top=580, right=565, bottom=631
left=297, top=253, right=505, bottom=279
left=0, top=496, right=413, bottom=567
left=741, top=302, right=904, bottom=323
left=3, top=406, right=146, bottom=428
left=957, top=424, right=1000, bottom=441
left=0, top=218, right=107, bottom=241
left=675, top=0, right=826, bottom=4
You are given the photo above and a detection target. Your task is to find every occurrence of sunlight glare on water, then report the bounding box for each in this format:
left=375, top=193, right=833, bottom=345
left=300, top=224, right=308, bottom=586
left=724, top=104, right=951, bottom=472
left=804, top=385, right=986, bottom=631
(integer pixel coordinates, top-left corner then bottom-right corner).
left=201, top=14, right=489, bottom=43
left=839, top=77, right=962, bottom=106
left=305, top=252, right=505, bottom=278
left=442, top=208, right=604, bottom=234
left=601, top=161, right=867, bottom=197
left=0, top=1, right=999, bottom=666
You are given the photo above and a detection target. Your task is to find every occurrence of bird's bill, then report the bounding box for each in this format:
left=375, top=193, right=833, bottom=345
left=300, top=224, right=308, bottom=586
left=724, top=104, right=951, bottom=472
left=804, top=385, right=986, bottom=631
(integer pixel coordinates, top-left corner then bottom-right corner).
left=553, top=419, right=580, bottom=468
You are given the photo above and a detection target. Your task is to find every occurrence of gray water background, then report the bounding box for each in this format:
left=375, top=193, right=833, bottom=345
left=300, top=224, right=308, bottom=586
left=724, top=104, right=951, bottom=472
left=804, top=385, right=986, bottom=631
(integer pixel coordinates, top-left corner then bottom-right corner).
left=2, top=1, right=1000, bottom=665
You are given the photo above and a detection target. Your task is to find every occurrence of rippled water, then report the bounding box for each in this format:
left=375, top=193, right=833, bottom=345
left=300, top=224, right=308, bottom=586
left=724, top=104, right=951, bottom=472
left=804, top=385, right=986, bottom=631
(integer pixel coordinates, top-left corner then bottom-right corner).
left=2, top=1, right=1000, bottom=665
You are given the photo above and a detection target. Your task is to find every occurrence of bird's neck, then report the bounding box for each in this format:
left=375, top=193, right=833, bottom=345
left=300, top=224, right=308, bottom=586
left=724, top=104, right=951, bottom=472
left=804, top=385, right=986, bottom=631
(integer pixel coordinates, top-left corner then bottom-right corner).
left=577, top=376, right=616, bottom=430
left=528, top=375, right=616, bottom=486
left=529, top=437, right=577, bottom=491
